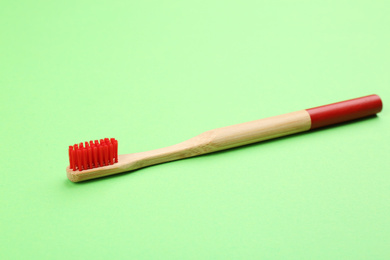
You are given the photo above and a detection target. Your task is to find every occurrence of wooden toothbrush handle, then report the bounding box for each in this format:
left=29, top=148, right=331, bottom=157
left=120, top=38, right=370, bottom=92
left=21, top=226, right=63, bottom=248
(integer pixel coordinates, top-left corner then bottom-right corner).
left=206, top=110, right=311, bottom=152
left=136, top=94, right=382, bottom=166
left=203, top=94, right=382, bottom=153
left=129, top=110, right=311, bottom=169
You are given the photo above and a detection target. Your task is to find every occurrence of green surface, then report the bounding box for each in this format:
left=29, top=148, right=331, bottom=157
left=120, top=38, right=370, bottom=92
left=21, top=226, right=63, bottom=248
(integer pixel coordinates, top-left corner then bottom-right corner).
left=1, top=0, right=390, bottom=259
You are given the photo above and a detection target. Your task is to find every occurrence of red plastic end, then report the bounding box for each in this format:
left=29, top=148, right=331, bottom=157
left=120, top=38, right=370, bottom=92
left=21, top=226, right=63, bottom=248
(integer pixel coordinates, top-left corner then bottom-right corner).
left=68, top=138, right=118, bottom=171
left=306, top=94, right=382, bottom=129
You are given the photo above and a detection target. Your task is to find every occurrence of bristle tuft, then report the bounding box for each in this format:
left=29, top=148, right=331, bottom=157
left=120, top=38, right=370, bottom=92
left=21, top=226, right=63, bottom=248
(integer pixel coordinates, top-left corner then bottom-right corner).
left=68, top=138, right=118, bottom=171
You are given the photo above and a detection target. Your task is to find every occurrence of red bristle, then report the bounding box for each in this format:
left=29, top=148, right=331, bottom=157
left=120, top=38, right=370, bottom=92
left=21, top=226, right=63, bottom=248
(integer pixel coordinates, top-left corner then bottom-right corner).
left=97, top=144, right=104, bottom=166
left=89, top=140, right=93, bottom=146
left=104, top=138, right=109, bottom=144
left=78, top=143, right=84, bottom=170
left=95, top=140, right=99, bottom=146
left=82, top=148, right=88, bottom=170
left=90, top=142, right=96, bottom=167
left=87, top=146, right=93, bottom=168
left=100, top=139, right=104, bottom=145
left=73, top=144, right=78, bottom=171
left=108, top=142, right=114, bottom=165
left=93, top=146, right=98, bottom=167
left=102, top=144, right=108, bottom=166
left=85, top=143, right=91, bottom=168
left=69, top=146, right=74, bottom=169
left=77, top=149, right=83, bottom=171
left=113, top=139, right=118, bottom=162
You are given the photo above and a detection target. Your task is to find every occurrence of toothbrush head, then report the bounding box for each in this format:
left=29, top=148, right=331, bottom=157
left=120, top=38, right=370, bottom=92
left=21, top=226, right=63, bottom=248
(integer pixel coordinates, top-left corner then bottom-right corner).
left=68, top=138, right=118, bottom=171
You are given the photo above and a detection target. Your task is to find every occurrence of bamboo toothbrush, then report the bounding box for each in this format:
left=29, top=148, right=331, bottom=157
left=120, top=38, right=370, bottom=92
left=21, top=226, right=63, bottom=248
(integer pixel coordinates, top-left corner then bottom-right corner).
left=67, top=94, right=382, bottom=182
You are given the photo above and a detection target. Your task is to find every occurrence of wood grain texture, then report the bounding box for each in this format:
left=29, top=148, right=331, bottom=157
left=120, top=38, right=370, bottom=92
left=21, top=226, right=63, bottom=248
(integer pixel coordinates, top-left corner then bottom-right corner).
left=66, top=110, right=311, bottom=182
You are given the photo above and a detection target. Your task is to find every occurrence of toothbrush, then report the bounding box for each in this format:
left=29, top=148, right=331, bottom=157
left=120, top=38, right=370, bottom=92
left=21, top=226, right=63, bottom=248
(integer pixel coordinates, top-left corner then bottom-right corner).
left=67, top=94, right=382, bottom=182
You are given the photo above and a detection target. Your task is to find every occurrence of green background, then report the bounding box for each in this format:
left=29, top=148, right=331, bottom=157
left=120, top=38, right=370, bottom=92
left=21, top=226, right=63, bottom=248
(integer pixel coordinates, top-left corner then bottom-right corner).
left=1, top=0, right=389, bottom=259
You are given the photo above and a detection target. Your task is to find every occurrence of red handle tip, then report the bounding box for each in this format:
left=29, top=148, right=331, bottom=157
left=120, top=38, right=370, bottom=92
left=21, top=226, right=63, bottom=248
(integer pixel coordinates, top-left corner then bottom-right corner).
left=306, top=94, right=382, bottom=129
